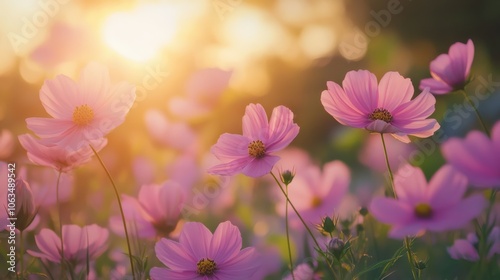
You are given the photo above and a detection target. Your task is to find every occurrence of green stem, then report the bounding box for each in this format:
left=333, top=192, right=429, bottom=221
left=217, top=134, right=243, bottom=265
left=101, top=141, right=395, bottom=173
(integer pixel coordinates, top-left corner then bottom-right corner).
left=285, top=184, right=295, bottom=280
left=460, top=90, right=490, bottom=136
left=380, top=133, right=397, bottom=199
left=270, top=172, right=336, bottom=277
left=90, top=145, right=136, bottom=280
left=55, top=171, right=66, bottom=279
left=380, top=134, right=418, bottom=279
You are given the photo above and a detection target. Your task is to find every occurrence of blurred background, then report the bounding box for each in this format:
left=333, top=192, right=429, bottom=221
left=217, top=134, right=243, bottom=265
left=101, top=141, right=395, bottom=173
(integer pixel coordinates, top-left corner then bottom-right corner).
left=1, top=0, right=499, bottom=278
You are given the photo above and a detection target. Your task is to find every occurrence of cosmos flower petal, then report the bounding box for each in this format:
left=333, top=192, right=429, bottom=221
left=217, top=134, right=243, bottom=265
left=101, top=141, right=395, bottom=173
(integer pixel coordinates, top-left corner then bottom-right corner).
left=149, top=268, right=199, bottom=280
left=393, top=164, right=428, bottom=203
left=321, top=88, right=368, bottom=128
left=77, top=62, right=111, bottom=106
left=242, top=103, right=269, bottom=139
left=449, top=39, right=474, bottom=80
left=155, top=238, right=196, bottom=271
left=26, top=118, right=75, bottom=139
left=40, top=75, right=78, bottom=119
left=369, top=197, right=413, bottom=224
left=447, top=239, right=479, bottom=261
left=266, top=106, right=300, bottom=152
left=30, top=229, right=61, bottom=262
left=179, top=222, right=212, bottom=260
left=342, top=70, right=378, bottom=113
left=389, top=223, right=426, bottom=239
left=428, top=165, right=467, bottom=208
left=377, top=72, right=414, bottom=111
left=210, top=134, right=249, bottom=161
left=419, top=78, right=453, bottom=94
left=241, top=155, right=280, bottom=178
left=207, top=157, right=254, bottom=176
left=392, top=89, right=437, bottom=120
left=429, top=194, right=486, bottom=231
left=210, top=221, right=242, bottom=262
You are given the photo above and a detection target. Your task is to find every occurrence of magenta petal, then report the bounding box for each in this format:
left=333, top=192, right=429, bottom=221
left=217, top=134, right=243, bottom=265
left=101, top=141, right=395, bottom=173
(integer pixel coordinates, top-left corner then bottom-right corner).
left=266, top=105, right=300, bottom=152
left=218, top=247, right=260, bottom=275
left=392, top=89, right=437, bottom=121
left=149, top=268, right=198, bottom=280
left=393, top=164, right=427, bottom=203
left=209, top=221, right=242, bottom=262
left=429, top=54, right=455, bottom=85
left=242, top=103, right=269, bottom=139
left=369, top=197, right=413, bottom=224
left=428, top=165, right=467, bottom=208
left=155, top=238, right=196, bottom=271
left=365, top=120, right=399, bottom=134
left=179, top=222, right=212, bottom=260
left=377, top=72, right=414, bottom=111
left=241, top=155, right=280, bottom=177
left=32, top=228, right=61, bottom=262
left=389, top=223, right=426, bottom=239
left=447, top=239, right=479, bottom=261
left=448, top=39, right=474, bottom=82
left=320, top=88, right=368, bottom=128
left=429, top=194, right=486, bottom=231
left=319, top=161, right=350, bottom=209
left=342, top=70, right=378, bottom=113
left=207, top=156, right=253, bottom=176
left=419, top=77, right=453, bottom=94
left=210, top=134, right=249, bottom=161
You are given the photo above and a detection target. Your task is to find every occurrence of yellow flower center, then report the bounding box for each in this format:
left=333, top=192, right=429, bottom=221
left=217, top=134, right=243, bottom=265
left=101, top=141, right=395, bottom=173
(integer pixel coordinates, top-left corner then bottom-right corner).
left=197, top=258, right=217, bottom=276
left=311, top=196, right=322, bottom=208
left=414, top=203, right=433, bottom=218
left=369, top=108, right=393, bottom=123
left=72, top=104, right=94, bottom=126
left=248, top=140, right=266, bottom=158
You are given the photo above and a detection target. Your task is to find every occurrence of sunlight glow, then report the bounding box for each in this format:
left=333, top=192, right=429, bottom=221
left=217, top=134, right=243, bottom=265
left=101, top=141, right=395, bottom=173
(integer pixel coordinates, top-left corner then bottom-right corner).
left=102, top=3, right=182, bottom=62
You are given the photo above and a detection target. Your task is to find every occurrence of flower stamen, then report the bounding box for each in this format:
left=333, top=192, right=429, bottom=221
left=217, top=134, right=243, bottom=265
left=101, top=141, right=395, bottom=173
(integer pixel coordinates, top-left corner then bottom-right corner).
left=369, top=108, right=393, bottom=123
left=248, top=140, right=266, bottom=158
left=197, top=258, right=217, bottom=276
left=72, top=104, right=94, bottom=126
left=414, top=203, right=433, bottom=218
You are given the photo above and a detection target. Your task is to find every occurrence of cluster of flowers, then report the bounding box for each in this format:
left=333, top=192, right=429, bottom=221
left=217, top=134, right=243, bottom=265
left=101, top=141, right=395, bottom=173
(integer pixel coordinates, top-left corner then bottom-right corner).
left=3, top=38, right=499, bottom=279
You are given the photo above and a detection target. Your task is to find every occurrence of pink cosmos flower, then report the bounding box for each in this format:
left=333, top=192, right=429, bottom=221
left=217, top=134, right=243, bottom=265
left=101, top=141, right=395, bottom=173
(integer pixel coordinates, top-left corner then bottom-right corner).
left=284, top=263, right=320, bottom=280
left=110, top=181, right=185, bottom=238
left=28, top=224, right=109, bottom=264
left=18, top=134, right=106, bottom=172
left=169, top=68, right=233, bottom=120
left=369, top=164, right=486, bottom=239
left=145, top=109, right=197, bottom=151
left=448, top=227, right=500, bottom=261
left=26, top=62, right=136, bottom=149
left=321, top=70, right=440, bottom=143
left=419, top=39, right=474, bottom=94
left=441, top=121, right=500, bottom=188
left=276, top=160, right=350, bottom=226
left=150, top=221, right=260, bottom=280
left=208, top=103, right=300, bottom=177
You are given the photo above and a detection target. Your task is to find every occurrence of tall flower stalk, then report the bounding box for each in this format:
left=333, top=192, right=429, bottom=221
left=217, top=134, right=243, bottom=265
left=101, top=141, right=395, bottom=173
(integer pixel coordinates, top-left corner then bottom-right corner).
left=90, top=145, right=136, bottom=279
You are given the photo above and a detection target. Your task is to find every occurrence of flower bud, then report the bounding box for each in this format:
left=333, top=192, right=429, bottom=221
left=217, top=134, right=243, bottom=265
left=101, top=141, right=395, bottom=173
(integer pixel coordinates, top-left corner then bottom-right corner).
left=280, top=169, right=295, bottom=186
left=14, top=179, right=37, bottom=231
left=321, top=216, right=335, bottom=234
left=328, top=237, right=345, bottom=260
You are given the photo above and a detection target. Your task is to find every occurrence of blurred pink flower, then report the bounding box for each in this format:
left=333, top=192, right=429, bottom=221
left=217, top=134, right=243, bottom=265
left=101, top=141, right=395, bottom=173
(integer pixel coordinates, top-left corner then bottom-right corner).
left=208, top=103, right=300, bottom=177
left=110, top=181, right=185, bottom=238
left=448, top=227, right=500, bottom=261
left=150, top=221, right=260, bottom=280
left=145, top=109, right=197, bottom=151
left=28, top=224, right=109, bottom=264
left=30, top=22, right=94, bottom=69
left=369, top=164, right=486, bottom=239
left=284, top=263, right=320, bottom=280
left=419, top=39, right=474, bottom=94
left=277, top=161, right=350, bottom=226
left=26, top=62, right=136, bottom=149
left=18, top=134, right=106, bottom=172
left=359, top=133, right=416, bottom=172
left=24, top=168, right=74, bottom=207
left=0, top=129, right=14, bottom=159
left=441, top=121, right=500, bottom=188
left=169, top=68, right=232, bottom=120
left=321, top=70, right=440, bottom=143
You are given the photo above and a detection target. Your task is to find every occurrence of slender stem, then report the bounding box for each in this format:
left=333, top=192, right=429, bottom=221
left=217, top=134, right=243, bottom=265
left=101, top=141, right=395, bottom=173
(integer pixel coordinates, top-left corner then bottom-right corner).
left=270, top=172, right=336, bottom=276
left=380, top=134, right=418, bottom=279
left=284, top=184, right=295, bottom=280
left=404, top=237, right=418, bottom=280
left=90, top=145, right=136, bottom=280
left=380, top=134, right=397, bottom=199
left=55, top=171, right=65, bottom=279
left=460, top=90, right=490, bottom=136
